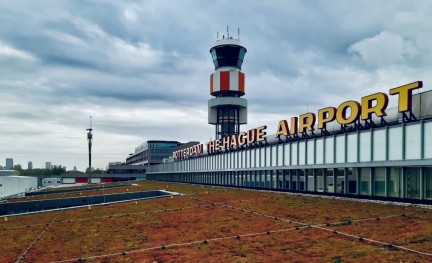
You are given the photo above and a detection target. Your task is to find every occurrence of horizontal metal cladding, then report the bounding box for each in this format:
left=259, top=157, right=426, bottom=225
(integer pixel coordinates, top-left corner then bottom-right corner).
left=210, top=70, right=245, bottom=95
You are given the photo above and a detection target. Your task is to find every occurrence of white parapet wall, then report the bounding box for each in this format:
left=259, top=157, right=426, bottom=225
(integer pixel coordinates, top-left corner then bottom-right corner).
left=0, top=176, right=38, bottom=198
left=90, top=178, right=101, bottom=183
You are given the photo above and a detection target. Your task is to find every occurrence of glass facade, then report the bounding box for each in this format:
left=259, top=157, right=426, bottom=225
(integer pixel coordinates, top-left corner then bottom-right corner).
left=217, top=107, right=239, bottom=139
left=298, top=169, right=305, bottom=191
left=147, top=120, right=432, bottom=202
left=373, top=130, right=386, bottom=161
left=148, top=142, right=178, bottom=148
left=425, top=168, right=432, bottom=200
left=347, top=168, right=357, bottom=194
left=127, top=140, right=179, bottom=165
left=307, top=169, right=314, bottom=191
left=373, top=167, right=386, bottom=197
left=388, top=167, right=401, bottom=197
left=405, top=167, right=420, bottom=199
left=347, top=134, right=358, bottom=163
left=335, top=168, right=345, bottom=194
left=325, top=169, right=334, bottom=193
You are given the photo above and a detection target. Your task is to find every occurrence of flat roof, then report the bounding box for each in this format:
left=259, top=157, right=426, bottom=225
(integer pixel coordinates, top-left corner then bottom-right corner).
left=1, top=181, right=431, bottom=262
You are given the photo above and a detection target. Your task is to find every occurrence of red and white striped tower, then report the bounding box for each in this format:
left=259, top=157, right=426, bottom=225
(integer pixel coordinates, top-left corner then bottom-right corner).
left=208, top=29, right=247, bottom=140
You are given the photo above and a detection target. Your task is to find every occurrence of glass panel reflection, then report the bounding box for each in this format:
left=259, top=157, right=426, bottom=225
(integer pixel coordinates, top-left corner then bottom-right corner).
left=307, top=169, right=314, bottom=191
left=405, top=167, right=420, bottom=199
left=335, top=168, right=345, bottom=194
left=405, top=124, right=421, bottom=160
left=360, top=168, right=371, bottom=195
left=347, top=168, right=357, bottom=194
left=425, top=168, right=432, bottom=200
left=388, top=127, right=402, bottom=160
left=374, top=167, right=386, bottom=196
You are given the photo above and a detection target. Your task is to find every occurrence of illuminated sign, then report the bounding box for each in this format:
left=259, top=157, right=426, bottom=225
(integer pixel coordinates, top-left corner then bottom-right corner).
left=173, top=81, right=423, bottom=160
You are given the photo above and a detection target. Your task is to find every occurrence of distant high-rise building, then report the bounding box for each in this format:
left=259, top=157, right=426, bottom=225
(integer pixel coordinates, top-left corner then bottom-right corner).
left=6, top=158, right=13, bottom=169
left=14, top=164, right=22, bottom=170
left=45, top=162, right=52, bottom=170
left=28, top=161, right=33, bottom=170
left=73, top=166, right=77, bottom=171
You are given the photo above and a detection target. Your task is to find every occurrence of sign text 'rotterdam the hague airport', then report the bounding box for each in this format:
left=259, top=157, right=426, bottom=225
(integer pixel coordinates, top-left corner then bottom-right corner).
left=173, top=81, right=422, bottom=159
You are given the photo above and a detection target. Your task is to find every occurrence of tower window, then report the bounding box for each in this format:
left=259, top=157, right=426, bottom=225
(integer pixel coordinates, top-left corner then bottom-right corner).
left=211, top=45, right=246, bottom=69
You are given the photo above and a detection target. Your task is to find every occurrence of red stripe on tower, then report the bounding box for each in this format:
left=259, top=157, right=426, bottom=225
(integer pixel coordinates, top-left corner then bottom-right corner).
left=210, top=74, right=213, bottom=94
left=220, top=71, right=230, bottom=91
left=239, top=72, right=245, bottom=93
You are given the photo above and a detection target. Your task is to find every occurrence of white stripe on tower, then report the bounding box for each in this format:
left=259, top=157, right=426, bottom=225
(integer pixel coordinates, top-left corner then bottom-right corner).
left=213, top=71, right=220, bottom=93
left=229, top=70, right=239, bottom=92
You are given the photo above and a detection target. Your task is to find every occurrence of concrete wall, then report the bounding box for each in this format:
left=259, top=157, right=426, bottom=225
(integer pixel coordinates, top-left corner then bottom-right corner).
left=0, top=176, right=38, bottom=198
left=42, top=177, right=62, bottom=187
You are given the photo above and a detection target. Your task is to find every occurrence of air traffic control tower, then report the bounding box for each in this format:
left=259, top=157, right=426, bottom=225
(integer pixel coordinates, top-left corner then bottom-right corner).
left=208, top=30, right=248, bottom=140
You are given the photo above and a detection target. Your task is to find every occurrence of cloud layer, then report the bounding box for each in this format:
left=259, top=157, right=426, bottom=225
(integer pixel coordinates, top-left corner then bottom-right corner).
left=0, top=1, right=431, bottom=170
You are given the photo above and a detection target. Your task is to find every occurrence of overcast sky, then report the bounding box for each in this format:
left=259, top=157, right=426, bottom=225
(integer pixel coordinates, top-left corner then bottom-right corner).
left=1, top=1, right=431, bottom=171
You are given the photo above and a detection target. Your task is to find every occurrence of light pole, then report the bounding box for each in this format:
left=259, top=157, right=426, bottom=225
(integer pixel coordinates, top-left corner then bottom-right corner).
left=86, top=116, right=93, bottom=184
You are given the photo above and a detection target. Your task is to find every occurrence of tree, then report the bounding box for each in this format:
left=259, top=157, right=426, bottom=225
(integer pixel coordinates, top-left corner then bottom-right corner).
left=51, top=166, right=66, bottom=176
left=85, top=167, right=104, bottom=174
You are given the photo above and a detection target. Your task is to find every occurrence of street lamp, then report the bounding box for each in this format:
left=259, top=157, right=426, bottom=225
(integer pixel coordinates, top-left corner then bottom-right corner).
left=86, top=116, right=93, bottom=184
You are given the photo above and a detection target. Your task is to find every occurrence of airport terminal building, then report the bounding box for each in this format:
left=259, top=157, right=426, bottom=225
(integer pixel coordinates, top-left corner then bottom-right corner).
left=146, top=36, right=432, bottom=203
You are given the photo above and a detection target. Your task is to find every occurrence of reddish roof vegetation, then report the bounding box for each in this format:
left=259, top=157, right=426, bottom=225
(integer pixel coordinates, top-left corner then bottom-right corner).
left=1, top=181, right=431, bottom=262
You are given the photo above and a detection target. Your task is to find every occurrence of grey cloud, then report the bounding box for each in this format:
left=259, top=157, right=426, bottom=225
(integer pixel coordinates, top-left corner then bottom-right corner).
left=1, top=1, right=432, bottom=170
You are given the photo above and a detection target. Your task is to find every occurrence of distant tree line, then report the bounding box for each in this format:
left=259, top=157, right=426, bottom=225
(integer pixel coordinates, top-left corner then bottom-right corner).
left=85, top=167, right=104, bottom=174
left=18, top=167, right=67, bottom=176
left=15, top=167, right=106, bottom=176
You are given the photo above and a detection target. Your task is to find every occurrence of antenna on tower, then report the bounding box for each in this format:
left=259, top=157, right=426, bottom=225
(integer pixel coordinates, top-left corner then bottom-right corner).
left=238, top=27, right=240, bottom=40
left=217, top=32, right=219, bottom=41
left=227, top=25, right=229, bottom=38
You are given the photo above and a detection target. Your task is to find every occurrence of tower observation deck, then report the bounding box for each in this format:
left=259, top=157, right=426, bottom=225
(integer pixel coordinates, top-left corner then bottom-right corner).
left=208, top=30, right=248, bottom=140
